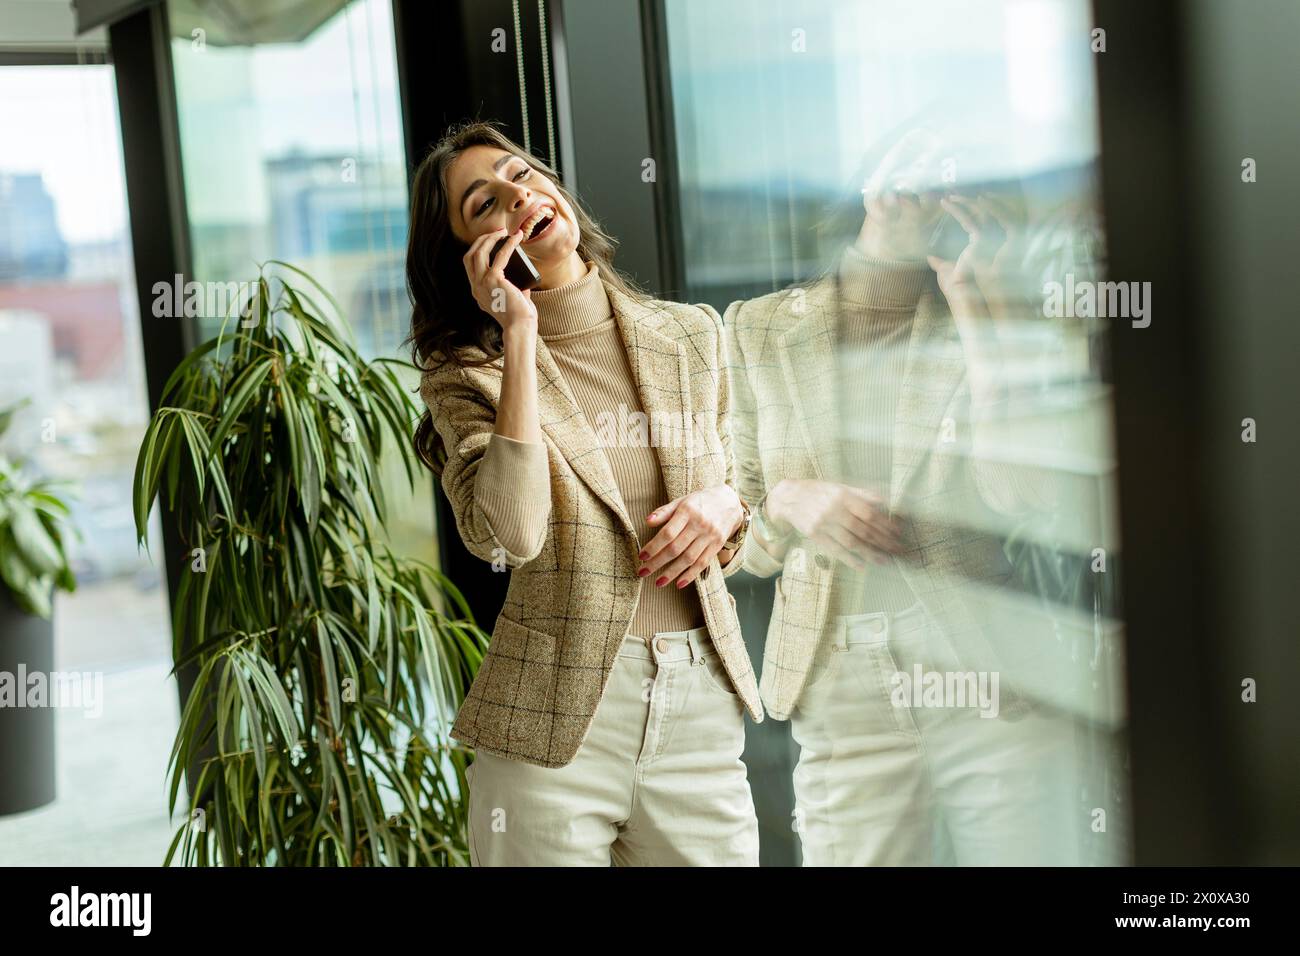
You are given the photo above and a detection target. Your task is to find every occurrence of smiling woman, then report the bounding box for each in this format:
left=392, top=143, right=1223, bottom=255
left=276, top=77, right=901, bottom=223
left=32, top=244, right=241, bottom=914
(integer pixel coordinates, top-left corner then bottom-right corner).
left=404, top=122, right=630, bottom=367
left=404, top=120, right=761, bottom=866
left=458, top=153, right=557, bottom=249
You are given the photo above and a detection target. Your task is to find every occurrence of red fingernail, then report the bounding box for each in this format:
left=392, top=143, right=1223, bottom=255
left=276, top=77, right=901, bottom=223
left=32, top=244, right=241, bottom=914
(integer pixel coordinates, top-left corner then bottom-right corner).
left=655, top=577, right=667, bottom=588
left=638, top=550, right=648, bottom=560
left=637, top=567, right=650, bottom=577
left=676, top=580, right=688, bottom=589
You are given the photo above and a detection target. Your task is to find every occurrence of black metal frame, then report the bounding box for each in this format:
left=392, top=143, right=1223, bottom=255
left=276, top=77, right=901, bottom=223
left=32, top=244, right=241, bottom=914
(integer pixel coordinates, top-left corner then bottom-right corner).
left=393, top=0, right=574, bottom=632
left=0, top=51, right=109, bottom=66
left=636, top=0, right=686, bottom=300
left=1094, top=0, right=1299, bottom=865
left=546, top=0, right=673, bottom=293
left=107, top=2, right=208, bottom=796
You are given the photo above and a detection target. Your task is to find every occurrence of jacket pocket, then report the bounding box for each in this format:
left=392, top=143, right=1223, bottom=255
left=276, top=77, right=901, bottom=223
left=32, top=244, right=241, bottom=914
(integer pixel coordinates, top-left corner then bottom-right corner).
left=462, top=617, right=556, bottom=748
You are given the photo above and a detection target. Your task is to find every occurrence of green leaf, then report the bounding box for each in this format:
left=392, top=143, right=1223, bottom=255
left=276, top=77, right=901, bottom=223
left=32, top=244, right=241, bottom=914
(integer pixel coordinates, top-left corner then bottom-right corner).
left=26, top=491, right=71, bottom=518
left=0, top=397, right=32, bottom=439
left=131, top=412, right=168, bottom=543
left=175, top=411, right=209, bottom=503
left=229, top=653, right=267, bottom=780
left=317, top=618, right=342, bottom=736
left=208, top=357, right=274, bottom=457
left=364, top=554, right=380, bottom=655
left=248, top=655, right=298, bottom=748
left=9, top=498, right=62, bottom=573
left=265, top=260, right=354, bottom=347
left=158, top=336, right=221, bottom=404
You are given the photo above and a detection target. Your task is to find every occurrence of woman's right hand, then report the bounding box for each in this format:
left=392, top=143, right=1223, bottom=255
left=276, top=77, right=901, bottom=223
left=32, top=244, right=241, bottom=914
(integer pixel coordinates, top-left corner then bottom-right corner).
left=463, top=227, right=538, bottom=333
left=855, top=128, right=944, bottom=262
left=765, top=478, right=903, bottom=571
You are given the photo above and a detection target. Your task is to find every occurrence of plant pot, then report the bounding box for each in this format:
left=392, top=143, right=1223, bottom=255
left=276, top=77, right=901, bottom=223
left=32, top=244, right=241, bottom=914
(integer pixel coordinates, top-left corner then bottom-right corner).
left=0, top=588, right=56, bottom=816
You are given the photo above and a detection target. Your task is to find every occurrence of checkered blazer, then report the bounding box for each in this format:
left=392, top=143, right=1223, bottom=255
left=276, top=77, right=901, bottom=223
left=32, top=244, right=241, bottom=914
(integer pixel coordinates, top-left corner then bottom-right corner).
left=724, top=269, right=1036, bottom=721
left=420, top=278, right=762, bottom=768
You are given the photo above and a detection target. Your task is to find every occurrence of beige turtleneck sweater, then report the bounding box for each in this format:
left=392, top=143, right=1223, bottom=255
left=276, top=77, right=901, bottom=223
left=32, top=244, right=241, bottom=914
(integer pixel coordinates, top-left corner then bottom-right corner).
left=473, top=260, right=705, bottom=640
left=832, top=245, right=930, bottom=615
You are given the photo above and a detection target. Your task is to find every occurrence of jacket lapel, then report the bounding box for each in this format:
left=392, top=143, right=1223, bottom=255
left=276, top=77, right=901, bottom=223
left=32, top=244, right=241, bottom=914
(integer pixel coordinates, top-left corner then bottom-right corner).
left=888, top=292, right=966, bottom=511
left=778, top=302, right=842, bottom=483
left=608, top=286, right=693, bottom=504
left=533, top=335, right=637, bottom=534
left=530, top=282, right=694, bottom=534
left=770, top=279, right=964, bottom=511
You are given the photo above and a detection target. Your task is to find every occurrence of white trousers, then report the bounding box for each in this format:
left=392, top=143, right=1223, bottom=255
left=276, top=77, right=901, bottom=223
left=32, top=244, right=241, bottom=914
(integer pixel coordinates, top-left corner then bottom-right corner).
left=466, top=626, right=760, bottom=866
left=790, top=603, right=1089, bottom=866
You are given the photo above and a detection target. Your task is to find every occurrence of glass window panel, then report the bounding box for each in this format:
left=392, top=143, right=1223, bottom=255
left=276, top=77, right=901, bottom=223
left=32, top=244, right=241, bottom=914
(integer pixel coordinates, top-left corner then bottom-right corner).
left=0, top=64, right=175, bottom=863
left=664, top=0, right=1125, bottom=865
left=166, top=0, right=435, bottom=566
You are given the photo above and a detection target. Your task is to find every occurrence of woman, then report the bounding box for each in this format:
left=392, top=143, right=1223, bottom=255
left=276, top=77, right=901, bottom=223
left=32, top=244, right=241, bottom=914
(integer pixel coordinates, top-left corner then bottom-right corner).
left=406, top=120, right=763, bottom=866
left=725, top=124, right=1086, bottom=865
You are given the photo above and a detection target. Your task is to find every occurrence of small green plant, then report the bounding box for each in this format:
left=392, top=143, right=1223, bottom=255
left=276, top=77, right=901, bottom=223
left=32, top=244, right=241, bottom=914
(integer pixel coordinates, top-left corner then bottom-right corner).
left=133, top=262, right=485, bottom=866
left=0, top=400, right=78, bottom=619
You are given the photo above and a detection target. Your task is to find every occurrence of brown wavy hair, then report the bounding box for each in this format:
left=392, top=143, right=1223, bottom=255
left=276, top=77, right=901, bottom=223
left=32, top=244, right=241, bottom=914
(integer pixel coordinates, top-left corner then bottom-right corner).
left=404, top=119, right=646, bottom=472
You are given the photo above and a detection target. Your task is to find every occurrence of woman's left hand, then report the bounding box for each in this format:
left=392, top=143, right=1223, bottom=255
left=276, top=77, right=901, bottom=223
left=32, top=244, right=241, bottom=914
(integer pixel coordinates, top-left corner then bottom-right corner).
left=638, top=485, right=743, bottom=589
left=927, top=194, right=1016, bottom=407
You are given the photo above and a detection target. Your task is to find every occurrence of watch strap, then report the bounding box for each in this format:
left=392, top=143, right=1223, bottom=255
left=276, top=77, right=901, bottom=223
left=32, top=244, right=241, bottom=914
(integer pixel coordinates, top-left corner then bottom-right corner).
left=724, top=495, right=751, bottom=550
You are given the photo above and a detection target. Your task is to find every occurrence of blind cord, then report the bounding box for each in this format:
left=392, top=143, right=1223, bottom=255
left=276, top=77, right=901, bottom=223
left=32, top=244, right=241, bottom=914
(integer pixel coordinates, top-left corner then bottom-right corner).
left=511, top=0, right=531, bottom=154
left=537, top=0, right=557, bottom=168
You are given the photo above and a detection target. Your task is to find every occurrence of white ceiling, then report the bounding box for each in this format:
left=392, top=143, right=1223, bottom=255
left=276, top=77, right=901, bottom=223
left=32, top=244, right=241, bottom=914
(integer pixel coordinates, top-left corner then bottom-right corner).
left=0, top=0, right=108, bottom=52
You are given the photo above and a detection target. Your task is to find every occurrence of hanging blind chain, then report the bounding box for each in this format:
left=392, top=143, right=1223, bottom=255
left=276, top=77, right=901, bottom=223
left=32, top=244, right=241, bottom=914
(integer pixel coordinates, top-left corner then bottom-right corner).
left=511, top=0, right=531, bottom=154
left=510, top=0, right=558, bottom=169
left=537, top=0, right=557, bottom=168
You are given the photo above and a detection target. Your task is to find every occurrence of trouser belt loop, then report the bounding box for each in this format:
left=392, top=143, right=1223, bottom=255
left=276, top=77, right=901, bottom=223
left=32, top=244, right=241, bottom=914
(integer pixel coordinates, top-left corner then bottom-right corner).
left=686, top=628, right=706, bottom=665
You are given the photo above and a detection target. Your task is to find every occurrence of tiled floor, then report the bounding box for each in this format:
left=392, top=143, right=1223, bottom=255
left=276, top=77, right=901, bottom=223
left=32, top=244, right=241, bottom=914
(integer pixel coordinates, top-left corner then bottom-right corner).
left=0, top=660, right=183, bottom=865
left=0, top=580, right=183, bottom=866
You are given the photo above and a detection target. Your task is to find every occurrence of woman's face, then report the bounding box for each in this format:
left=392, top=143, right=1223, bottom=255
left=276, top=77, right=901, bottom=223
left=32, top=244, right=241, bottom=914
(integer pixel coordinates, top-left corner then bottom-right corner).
left=446, top=145, right=580, bottom=267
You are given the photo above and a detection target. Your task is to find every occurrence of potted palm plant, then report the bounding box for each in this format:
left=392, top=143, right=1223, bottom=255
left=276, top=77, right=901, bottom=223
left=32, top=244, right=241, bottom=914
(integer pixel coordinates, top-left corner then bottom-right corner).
left=133, top=263, right=485, bottom=865
left=0, top=398, right=78, bottom=816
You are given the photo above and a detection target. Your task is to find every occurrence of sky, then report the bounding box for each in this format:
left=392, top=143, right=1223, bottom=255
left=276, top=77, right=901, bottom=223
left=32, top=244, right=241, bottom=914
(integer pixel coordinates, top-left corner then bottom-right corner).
left=0, top=0, right=1100, bottom=246
left=0, top=0, right=402, bottom=244
left=665, top=0, right=1101, bottom=193
left=0, top=65, right=129, bottom=245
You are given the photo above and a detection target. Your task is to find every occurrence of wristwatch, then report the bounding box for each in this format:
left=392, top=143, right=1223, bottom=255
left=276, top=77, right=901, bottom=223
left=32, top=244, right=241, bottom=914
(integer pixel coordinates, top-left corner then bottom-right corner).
left=755, top=489, right=796, bottom=544
left=723, top=496, right=752, bottom=551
